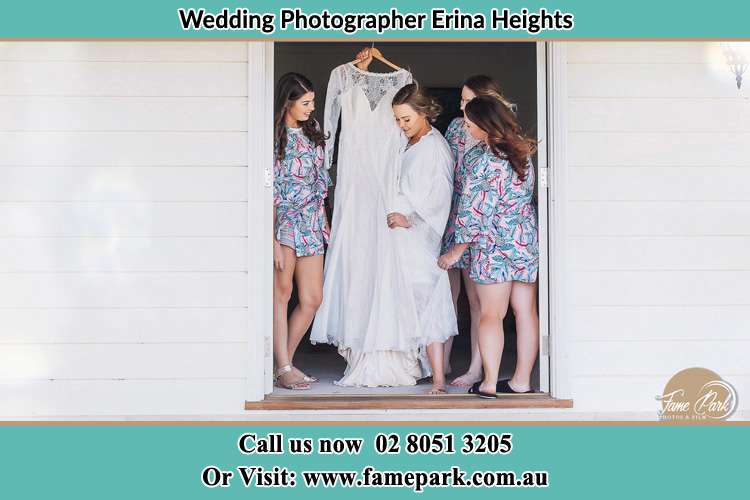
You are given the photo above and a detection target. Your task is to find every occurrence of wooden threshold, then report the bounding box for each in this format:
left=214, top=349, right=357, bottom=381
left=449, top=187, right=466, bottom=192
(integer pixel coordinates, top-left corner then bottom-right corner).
left=246, top=394, right=573, bottom=410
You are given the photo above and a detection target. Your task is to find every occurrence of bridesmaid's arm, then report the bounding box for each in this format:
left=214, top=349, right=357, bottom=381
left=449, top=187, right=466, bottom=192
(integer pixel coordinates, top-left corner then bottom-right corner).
left=273, top=207, right=285, bottom=272
left=452, top=154, right=488, bottom=245
left=438, top=243, right=468, bottom=270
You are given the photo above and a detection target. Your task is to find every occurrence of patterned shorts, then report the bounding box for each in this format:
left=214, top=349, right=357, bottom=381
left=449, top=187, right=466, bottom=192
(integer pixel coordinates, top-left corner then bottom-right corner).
left=467, top=242, right=539, bottom=285
left=276, top=202, right=328, bottom=257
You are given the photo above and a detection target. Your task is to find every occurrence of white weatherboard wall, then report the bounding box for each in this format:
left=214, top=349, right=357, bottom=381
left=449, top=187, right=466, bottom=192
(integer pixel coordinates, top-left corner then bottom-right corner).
left=562, top=42, right=750, bottom=412
left=0, top=43, right=250, bottom=416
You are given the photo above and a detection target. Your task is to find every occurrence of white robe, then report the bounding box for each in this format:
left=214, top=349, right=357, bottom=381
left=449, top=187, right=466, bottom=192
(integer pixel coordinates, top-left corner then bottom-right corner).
left=391, top=128, right=458, bottom=366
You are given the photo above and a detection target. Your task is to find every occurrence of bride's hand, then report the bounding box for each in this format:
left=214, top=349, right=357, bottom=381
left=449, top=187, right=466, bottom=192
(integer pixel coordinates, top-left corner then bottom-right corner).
left=387, top=212, right=410, bottom=229
left=354, top=48, right=373, bottom=70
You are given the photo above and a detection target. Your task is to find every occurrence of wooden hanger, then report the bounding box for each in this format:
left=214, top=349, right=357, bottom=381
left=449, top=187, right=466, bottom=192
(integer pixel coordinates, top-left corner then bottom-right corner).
left=350, top=43, right=402, bottom=71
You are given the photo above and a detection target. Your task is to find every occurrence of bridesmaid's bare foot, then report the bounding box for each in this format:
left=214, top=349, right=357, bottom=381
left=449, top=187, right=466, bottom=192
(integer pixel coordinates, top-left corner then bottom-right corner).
left=428, top=383, right=447, bottom=395
left=451, top=370, right=482, bottom=388
left=508, top=378, right=531, bottom=393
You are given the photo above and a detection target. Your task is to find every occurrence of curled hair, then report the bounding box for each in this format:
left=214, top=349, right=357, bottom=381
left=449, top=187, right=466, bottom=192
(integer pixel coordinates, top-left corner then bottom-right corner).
left=391, top=83, right=442, bottom=123
left=463, top=74, right=516, bottom=112
left=274, top=72, right=328, bottom=162
left=465, top=96, right=537, bottom=181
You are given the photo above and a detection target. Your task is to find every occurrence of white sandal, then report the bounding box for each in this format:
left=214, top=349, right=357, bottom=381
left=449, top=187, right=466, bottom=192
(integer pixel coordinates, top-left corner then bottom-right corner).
left=274, top=365, right=311, bottom=390
left=296, top=368, right=318, bottom=383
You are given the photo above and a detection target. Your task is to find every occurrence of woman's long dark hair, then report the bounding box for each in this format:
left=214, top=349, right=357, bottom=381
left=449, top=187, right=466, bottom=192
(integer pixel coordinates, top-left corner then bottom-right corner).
left=464, top=96, right=537, bottom=181
left=274, top=72, right=327, bottom=162
left=462, top=75, right=515, bottom=111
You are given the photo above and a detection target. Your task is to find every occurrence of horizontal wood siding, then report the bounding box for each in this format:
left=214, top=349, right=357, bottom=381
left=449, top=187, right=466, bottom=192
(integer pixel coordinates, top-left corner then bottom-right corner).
left=564, top=42, right=750, bottom=412
left=0, top=42, right=249, bottom=417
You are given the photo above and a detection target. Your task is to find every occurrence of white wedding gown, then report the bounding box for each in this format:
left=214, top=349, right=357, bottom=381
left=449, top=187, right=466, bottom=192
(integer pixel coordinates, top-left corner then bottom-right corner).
left=310, top=63, right=457, bottom=387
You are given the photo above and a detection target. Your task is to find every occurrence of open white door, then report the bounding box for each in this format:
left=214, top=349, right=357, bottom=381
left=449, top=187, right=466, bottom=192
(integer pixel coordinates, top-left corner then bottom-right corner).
left=536, top=42, right=550, bottom=393
left=246, top=42, right=275, bottom=401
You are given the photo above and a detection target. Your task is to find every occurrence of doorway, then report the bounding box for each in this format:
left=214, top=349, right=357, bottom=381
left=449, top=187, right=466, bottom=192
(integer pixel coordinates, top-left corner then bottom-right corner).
left=253, top=42, right=550, bottom=400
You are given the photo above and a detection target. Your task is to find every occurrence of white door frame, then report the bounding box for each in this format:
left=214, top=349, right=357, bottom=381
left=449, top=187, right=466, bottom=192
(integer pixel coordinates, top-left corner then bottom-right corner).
left=545, top=42, right=572, bottom=400
left=535, top=41, right=550, bottom=393
left=245, top=41, right=570, bottom=403
left=246, top=41, right=275, bottom=401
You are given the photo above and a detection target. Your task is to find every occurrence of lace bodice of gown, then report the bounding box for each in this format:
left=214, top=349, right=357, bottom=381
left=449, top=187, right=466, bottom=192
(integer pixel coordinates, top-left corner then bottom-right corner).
left=323, top=63, right=412, bottom=170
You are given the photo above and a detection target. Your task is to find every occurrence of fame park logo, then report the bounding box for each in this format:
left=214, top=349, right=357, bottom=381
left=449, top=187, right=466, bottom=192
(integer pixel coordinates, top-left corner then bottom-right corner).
left=656, top=367, right=738, bottom=421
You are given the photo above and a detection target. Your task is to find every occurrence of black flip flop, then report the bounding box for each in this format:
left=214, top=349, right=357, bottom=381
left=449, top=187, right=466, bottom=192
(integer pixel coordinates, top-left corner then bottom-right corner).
left=496, top=379, right=532, bottom=394
left=469, top=382, right=498, bottom=399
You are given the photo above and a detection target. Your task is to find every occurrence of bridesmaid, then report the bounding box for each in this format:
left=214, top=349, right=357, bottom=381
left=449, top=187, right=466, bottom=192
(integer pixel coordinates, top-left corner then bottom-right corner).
left=438, top=96, right=539, bottom=399
left=442, top=75, right=516, bottom=388
left=272, top=72, right=331, bottom=390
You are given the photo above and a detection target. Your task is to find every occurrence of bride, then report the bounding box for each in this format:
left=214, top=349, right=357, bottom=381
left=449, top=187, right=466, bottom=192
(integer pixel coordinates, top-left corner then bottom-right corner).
left=387, top=83, right=458, bottom=394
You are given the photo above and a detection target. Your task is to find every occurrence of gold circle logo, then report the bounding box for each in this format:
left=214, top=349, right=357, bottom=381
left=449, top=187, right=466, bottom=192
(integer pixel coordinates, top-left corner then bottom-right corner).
left=656, top=367, right=738, bottom=421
